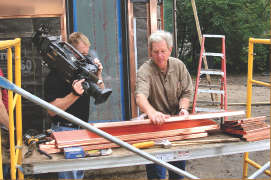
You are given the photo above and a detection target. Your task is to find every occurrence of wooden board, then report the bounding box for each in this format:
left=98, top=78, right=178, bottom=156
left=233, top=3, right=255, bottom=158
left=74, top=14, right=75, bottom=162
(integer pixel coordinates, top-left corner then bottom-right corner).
left=92, top=110, right=245, bottom=128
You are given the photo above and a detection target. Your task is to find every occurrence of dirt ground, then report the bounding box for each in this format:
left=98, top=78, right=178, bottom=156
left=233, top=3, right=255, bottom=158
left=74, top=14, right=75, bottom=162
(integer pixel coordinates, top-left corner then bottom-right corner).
left=26, top=73, right=270, bottom=179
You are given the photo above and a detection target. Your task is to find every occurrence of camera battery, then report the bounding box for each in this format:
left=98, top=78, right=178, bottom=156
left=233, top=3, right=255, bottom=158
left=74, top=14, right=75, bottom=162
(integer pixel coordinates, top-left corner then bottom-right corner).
left=64, top=146, right=84, bottom=159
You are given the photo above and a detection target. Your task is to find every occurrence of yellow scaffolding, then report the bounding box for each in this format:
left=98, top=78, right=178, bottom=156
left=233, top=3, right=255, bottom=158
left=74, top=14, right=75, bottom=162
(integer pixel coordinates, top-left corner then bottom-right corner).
left=0, top=38, right=23, bottom=179
left=243, top=38, right=270, bottom=179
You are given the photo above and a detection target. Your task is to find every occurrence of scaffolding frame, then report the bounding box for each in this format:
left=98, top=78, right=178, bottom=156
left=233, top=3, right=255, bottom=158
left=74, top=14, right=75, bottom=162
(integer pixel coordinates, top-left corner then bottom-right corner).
left=243, top=38, right=271, bottom=179
left=0, top=38, right=24, bottom=179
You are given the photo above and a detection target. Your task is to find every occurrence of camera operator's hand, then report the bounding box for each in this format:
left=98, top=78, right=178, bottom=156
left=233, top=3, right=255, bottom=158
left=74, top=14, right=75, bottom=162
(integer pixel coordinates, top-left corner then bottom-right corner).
left=72, top=79, right=85, bottom=96
left=93, top=58, right=105, bottom=89
left=93, top=58, right=103, bottom=76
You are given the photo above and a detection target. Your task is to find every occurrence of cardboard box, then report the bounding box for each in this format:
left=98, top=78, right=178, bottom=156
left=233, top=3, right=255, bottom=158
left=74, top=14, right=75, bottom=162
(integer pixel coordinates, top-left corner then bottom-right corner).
left=64, top=146, right=84, bottom=159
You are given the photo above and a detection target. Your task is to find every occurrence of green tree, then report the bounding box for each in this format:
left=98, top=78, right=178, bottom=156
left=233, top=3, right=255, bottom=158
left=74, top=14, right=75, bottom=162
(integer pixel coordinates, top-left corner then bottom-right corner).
left=176, top=0, right=270, bottom=74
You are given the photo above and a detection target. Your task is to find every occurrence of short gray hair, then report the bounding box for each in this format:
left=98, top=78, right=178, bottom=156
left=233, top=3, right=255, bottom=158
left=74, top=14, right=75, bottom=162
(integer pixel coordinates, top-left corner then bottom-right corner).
left=148, top=30, right=173, bottom=50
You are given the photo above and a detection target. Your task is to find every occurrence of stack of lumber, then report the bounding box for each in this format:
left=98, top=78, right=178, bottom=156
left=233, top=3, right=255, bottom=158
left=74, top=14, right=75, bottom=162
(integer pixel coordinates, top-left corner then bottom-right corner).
left=221, top=116, right=270, bottom=141
left=40, top=111, right=245, bottom=154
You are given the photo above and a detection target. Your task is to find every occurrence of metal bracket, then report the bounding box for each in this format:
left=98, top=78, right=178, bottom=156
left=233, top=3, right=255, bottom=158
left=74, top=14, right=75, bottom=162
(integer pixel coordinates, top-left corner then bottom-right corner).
left=15, top=145, right=22, bottom=150
left=19, top=164, right=34, bottom=174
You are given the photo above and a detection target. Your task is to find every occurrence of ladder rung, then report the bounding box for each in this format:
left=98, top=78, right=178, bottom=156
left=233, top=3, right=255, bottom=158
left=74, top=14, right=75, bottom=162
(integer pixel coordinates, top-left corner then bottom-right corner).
left=195, top=107, right=225, bottom=112
left=198, top=84, right=221, bottom=88
left=198, top=89, right=225, bottom=95
left=196, top=100, right=221, bottom=105
left=202, top=52, right=224, bottom=57
left=203, top=34, right=225, bottom=38
left=200, top=69, right=224, bottom=76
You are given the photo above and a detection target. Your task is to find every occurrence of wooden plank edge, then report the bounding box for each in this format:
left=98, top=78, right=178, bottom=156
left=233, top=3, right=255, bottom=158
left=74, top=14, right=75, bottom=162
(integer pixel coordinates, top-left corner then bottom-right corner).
left=92, top=110, right=245, bottom=128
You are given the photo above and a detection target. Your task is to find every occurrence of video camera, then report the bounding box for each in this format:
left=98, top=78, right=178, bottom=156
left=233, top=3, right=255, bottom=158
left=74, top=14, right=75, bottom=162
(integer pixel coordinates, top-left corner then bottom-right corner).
left=31, top=22, right=112, bottom=105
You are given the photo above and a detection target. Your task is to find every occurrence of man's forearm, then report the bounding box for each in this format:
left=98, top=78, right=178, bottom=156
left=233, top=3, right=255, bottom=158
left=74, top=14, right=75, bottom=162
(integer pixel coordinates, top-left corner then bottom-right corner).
left=47, top=93, right=80, bottom=116
left=136, top=94, right=156, bottom=114
left=0, top=89, right=9, bottom=128
left=136, top=94, right=170, bottom=125
left=0, top=107, right=9, bottom=129
left=178, top=98, right=190, bottom=110
left=0, top=102, right=9, bottom=129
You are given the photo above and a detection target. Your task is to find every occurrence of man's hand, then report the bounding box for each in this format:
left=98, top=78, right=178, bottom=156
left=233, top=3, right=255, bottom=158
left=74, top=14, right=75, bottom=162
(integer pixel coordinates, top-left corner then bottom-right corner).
left=72, top=79, right=85, bottom=96
left=147, top=111, right=170, bottom=125
left=93, top=58, right=105, bottom=89
left=179, top=108, right=189, bottom=116
left=93, top=58, right=103, bottom=76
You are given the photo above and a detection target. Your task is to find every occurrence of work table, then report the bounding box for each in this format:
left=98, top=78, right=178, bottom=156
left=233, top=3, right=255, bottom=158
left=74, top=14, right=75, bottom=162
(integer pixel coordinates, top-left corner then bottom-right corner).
left=16, top=130, right=269, bottom=174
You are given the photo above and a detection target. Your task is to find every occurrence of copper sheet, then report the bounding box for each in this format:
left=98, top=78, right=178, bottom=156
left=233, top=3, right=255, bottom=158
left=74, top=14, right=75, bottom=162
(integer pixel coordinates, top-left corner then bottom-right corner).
left=40, top=132, right=208, bottom=154
left=223, top=126, right=270, bottom=135
left=54, top=124, right=218, bottom=148
left=223, top=122, right=267, bottom=131
left=243, top=128, right=270, bottom=138
left=223, top=120, right=266, bottom=128
left=0, top=0, right=64, bottom=17
left=40, top=118, right=222, bottom=154
left=52, top=119, right=218, bottom=147
left=223, top=116, right=266, bottom=125
left=78, top=132, right=208, bottom=151
left=222, top=116, right=270, bottom=141
left=54, top=125, right=218, bottom=148
left=127, top=0, right=137, bottom=118
left=244, top=133, right=270, bottom=142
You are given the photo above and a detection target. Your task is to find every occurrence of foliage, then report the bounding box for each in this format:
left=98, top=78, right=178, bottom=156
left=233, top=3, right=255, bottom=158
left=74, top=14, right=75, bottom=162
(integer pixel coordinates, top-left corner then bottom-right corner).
left=176, top=0, right=270, bottom=75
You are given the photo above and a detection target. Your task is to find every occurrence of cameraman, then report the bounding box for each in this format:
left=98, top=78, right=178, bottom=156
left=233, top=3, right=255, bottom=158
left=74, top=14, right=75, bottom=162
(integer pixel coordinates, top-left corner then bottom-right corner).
left=44, top=32, right=104, bottom=179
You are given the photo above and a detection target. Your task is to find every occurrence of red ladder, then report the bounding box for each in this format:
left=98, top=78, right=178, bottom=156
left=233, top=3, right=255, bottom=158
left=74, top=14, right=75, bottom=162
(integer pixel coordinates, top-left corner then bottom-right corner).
left=192, top=34, right=227, bottom=119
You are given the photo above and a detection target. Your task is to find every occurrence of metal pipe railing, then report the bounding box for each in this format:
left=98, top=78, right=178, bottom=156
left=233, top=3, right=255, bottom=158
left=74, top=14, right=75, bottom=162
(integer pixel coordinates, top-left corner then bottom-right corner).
left=248, top=161, right=270, bottom=179
left=0, top=76, right=199, bottom=179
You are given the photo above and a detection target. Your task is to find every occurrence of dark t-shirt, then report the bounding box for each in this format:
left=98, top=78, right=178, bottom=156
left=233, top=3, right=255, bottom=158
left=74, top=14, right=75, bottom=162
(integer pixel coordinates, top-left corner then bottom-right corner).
left=0, top=69, right=8, bottom=111
left=44, top=70, right=90, bottom=123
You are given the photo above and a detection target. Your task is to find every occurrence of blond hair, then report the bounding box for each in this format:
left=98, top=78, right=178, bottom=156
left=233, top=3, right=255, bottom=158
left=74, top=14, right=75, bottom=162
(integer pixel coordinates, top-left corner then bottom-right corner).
left=68, top=32, right=91, bottom=48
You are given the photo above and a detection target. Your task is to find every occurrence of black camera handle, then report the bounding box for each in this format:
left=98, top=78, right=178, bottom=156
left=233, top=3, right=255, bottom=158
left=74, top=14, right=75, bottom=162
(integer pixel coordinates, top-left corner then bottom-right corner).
left=80, top=66, right=102, bottom=85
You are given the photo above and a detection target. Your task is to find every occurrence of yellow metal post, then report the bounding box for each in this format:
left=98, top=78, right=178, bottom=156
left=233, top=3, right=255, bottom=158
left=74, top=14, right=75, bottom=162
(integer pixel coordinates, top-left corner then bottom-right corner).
left=243, top=38, right=253, bottom=179
left=7, top=47, right=17, bottom=179
left=15, top=38, right=24, bottom=179
left=246, top=38, right=253, bottom=118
